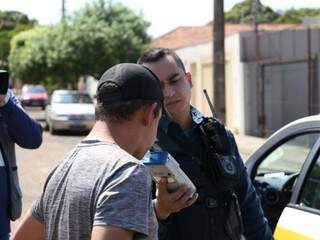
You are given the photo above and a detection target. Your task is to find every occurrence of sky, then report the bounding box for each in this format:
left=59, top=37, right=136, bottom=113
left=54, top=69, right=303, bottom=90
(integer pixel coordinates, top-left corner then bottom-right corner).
left=1, top=0, right=320, bottom=37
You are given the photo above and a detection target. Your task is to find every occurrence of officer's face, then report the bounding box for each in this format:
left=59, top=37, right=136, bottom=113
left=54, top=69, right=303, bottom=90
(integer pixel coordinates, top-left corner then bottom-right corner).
left=143, top=55, right=192, bottom=121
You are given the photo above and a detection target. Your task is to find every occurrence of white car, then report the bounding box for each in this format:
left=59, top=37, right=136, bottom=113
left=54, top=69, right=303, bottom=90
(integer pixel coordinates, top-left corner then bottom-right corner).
left=45, top=90, right=95, bottom=134
left=246, top=115, right=320, bottom=239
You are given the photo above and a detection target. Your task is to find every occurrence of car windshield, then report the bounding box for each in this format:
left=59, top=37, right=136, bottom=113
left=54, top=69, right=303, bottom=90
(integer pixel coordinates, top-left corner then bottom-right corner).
left=52, top=93, right=93, bottom=104
left=257, top=132, right=320, bottom=176
left=23, top=85, right=46, bottom=93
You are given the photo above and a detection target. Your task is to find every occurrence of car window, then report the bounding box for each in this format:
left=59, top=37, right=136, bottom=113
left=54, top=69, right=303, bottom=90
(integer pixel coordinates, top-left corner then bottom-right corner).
left=299, top=155, right=320, bottom=211
left=256, top=133, right=320, bottom=176
left=30, top=86, right=46, bottom=93
left=22, top=85, right=46, bottom=93
left=52, top=93, right=93, bottom=104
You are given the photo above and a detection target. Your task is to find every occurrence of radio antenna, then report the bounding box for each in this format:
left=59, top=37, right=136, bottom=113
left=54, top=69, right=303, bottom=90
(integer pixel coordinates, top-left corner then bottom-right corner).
left=203, top=89, right=216, bottom=117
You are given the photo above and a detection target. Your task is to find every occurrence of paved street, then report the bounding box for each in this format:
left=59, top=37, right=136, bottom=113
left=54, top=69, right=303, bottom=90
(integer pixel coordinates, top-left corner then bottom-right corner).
left=11, top=108, right=266, bottom=231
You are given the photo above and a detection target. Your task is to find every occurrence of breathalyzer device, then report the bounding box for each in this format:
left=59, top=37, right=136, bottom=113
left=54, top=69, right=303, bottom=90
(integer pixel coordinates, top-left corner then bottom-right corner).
left=142, top=150, right=196, bottom=197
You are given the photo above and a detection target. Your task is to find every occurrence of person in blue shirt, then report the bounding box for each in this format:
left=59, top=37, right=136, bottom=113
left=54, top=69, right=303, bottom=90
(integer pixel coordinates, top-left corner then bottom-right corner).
left=0, top=89, right=43, bottom=240
left=138, top=48, right=273, bottom=240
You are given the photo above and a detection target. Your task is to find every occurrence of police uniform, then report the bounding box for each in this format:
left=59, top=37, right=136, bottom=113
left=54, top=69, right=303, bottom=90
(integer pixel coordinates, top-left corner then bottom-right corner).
left=155, top=107, right=273, bottom=240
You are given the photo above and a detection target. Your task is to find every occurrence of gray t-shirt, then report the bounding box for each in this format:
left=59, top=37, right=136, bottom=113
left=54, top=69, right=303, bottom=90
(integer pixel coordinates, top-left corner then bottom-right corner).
left=32, top=140, right=158, bottom=240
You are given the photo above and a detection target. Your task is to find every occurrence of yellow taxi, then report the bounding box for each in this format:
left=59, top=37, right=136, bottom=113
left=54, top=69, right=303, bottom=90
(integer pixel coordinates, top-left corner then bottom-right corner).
left=246, top=115, right=320, bottom=239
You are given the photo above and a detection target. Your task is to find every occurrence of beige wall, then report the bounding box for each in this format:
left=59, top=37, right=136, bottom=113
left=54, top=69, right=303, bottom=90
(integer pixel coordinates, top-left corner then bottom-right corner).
left=225, top=33, right=245, bottom=134
left=175, top=43, right=214, bottom=117
left=201, top=63, right=213, bottom=117
left=225, top=60, right=233, bottom=128
left=175, top=34, right=245, bottom=134
left=168, top=29, right=318, bottom=135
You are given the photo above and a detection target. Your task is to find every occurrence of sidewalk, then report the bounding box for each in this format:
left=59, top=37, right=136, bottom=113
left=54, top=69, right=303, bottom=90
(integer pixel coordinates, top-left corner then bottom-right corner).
left=234, top=134, right=266, bottom=161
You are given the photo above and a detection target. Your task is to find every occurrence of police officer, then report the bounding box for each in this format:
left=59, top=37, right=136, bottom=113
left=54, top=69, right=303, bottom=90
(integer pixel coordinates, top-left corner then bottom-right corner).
left=138, top=48, right=273, bottom=240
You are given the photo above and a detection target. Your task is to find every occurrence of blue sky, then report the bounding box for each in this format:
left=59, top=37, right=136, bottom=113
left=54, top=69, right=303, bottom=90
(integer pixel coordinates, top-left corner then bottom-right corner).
left=1, top=0, right=320, bottom=37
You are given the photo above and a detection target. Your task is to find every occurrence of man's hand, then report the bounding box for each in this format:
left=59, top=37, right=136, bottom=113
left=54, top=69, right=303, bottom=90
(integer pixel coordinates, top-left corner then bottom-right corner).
left=154, top=178, right=198, bottom=220
left=0, top=94, right=6, bottom=106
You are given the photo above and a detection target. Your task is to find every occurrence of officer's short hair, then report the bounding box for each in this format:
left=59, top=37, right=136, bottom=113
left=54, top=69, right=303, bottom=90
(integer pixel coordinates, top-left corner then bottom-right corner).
left=138, top=48, right=186, bottom=74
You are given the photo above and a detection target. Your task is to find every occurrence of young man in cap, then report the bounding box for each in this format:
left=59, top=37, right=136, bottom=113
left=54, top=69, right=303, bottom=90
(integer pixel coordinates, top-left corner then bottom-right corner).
left=13, top=63, right=166, bottom=240
left=138, top=48, right=273, bottom=240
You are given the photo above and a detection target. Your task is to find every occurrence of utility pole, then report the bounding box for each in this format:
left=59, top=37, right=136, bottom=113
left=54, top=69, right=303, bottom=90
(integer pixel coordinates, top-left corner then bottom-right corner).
left=306, top=28, right=317, bottom=115
left=252, top=0, right=265, bottom=136
left=213, top=0, right=226, bottom=123
left=62, top=0, right=66, bottom=20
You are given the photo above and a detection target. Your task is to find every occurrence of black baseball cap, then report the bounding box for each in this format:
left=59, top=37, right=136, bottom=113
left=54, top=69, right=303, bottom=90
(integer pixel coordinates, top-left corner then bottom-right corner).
left=97, top=63, right=164, bottom=104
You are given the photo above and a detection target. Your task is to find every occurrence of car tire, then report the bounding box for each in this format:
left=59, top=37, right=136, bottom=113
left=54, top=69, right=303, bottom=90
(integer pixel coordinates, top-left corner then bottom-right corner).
left=44, top=121, right=49, bottom=131
left=49, top=123, right=56, bottom=135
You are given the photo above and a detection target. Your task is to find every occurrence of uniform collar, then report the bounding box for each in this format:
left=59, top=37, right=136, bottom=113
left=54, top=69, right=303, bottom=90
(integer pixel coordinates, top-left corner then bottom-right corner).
left=190, top=106, right=204, bottom=124
left=159, top=106, right=204, bottom=134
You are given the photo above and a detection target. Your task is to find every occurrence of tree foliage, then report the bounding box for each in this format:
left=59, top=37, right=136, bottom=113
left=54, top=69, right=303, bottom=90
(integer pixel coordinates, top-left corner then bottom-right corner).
left=224, top=0, right=320, bottom=24
left=276, top=8, right=320, bottom=23
left=0, top=10, right=37, bottom=30
left=69, top=0, right=150, bottom=78
left=9, top=27, right=50, bottom=84
left=225, top=0, right=280, bottom=24
left=9, top=0, right=151, bottom=87
left=0, top=11, right=36, bottom=69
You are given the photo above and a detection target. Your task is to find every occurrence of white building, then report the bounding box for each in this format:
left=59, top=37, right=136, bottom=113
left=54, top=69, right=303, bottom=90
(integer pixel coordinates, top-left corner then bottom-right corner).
left=152, top=24, right=320, bottom=136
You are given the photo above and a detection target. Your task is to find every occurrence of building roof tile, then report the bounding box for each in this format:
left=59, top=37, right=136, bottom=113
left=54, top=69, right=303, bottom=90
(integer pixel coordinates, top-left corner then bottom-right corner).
left=151, top=24, right=303, bottom=49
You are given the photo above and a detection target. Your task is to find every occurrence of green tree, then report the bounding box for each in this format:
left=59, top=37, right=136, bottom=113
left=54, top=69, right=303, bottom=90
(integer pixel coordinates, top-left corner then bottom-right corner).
left=0, top=10, right=36, bottom=30
left=70, top=0, right=150, bottom=78
left=9, top=0, right=150, bottom=87
left=0, top=11, right=36, bottom=69
left=276, top=8, right=320, bottom=23
left=9, top=27, right=50, bottom=83
left=225, top=0, right=280, bottom=24
left=9, top=25, right=79, bottom=88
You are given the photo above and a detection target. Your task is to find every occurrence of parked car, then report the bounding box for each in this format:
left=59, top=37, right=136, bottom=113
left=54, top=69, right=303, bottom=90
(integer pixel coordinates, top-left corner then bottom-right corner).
left=20, top=84, right=48, bottom=109
left=45, top=90, right=95, bottom=134
left=245, top=115, right=320, bottom=239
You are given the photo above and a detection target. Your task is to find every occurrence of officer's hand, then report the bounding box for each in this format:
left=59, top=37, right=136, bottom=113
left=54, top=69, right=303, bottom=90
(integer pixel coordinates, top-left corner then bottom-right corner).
left=154, top=178, right=198, bottom=220
left=0, top=94, right=7, bottom=107
left=0, top=94, right=5, bottom=103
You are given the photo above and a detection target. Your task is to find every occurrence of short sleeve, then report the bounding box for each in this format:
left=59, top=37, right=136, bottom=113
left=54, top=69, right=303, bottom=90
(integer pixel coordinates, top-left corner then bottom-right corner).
left=94, top=163, right=152, bottom=236
left=31, top=195, right=44, bottom=223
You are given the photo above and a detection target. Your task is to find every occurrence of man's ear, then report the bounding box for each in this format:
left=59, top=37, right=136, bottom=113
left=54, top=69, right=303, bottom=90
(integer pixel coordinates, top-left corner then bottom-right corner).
left=141, top=103, right=158, bottom=126
left=186, top=72, right=193, bottom=87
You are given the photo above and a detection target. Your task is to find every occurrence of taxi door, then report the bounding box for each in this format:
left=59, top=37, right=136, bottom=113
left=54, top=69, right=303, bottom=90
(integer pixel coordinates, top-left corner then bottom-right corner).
left=274, top=140, right=320, bottom=240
